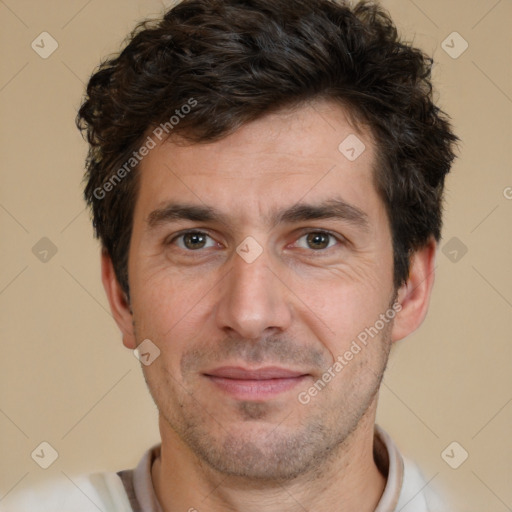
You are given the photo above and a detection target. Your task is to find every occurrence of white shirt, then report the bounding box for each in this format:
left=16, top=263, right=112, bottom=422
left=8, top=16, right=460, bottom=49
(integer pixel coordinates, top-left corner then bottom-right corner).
left=0, top=425, right=448, bottom=511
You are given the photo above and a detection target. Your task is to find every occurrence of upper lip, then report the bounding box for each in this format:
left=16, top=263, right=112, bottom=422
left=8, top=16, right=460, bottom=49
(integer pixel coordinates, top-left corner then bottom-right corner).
left=204, top=366, right=308, bottom=380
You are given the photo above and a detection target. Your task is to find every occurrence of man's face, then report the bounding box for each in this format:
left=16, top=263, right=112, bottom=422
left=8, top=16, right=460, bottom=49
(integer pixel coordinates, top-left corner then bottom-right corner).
left=127, top=100, right=397, bottom=480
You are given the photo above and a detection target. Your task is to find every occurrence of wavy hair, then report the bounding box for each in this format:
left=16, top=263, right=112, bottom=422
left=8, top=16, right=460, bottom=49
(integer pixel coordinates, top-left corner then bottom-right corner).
left=77, top=0, right=458, bottom=299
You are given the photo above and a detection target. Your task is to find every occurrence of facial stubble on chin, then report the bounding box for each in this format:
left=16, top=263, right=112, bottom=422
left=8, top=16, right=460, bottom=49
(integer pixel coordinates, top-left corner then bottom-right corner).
left=139, top=325, right=393, bottom=483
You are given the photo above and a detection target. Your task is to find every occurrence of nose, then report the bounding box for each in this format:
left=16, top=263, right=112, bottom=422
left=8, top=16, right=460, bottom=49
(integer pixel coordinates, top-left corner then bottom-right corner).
left=214, top=245, right=293, bottom=340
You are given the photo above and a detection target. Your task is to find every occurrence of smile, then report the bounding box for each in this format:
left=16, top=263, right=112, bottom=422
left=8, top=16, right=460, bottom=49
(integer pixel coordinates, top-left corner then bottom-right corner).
left=203, top=366, right=310, bottom=400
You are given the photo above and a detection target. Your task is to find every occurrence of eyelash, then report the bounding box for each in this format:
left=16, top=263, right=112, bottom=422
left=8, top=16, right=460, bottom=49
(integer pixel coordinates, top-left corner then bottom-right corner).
left=166, top=229, right=345, bottom=254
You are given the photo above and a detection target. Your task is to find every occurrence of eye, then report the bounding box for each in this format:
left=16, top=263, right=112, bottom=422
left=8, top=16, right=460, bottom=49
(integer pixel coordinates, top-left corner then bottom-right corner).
left=166, top=229, right=344, bottom=254
left=169, top=231, right=218, bottom=251
left=294, top=231, right=342, bottom=251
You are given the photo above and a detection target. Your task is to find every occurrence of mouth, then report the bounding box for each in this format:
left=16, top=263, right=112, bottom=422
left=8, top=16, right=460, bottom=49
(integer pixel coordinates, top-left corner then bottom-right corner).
left=203, top=366, right=310, bottom=400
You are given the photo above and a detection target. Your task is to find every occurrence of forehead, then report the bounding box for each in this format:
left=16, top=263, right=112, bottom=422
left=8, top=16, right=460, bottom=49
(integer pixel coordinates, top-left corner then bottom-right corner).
left=133, top=99, right=381, bottom=228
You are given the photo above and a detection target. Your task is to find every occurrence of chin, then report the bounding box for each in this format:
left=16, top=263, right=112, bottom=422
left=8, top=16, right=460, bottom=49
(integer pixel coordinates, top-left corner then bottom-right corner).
left=180, top=416, right=339, bottom=482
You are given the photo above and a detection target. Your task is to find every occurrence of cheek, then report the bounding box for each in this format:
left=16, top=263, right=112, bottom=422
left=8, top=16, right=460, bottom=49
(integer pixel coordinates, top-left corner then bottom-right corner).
left=141, top=356, right=191, bottom=424
left=132, top=259, right=197, bottom=317
left=130, top=266, right=219, bottom=360
left=295, top=272, right=394, bottom=372
left=305, top=265, right=388, bottom=322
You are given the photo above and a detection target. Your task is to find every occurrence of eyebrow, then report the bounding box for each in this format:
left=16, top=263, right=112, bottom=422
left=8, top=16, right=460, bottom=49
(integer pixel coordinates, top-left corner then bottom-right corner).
left=145, top=197, right=370, bottom=233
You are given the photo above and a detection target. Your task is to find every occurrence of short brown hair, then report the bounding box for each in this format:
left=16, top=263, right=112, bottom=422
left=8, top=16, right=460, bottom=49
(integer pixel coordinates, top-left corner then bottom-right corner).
left=77, top=0, right=458, bottom=300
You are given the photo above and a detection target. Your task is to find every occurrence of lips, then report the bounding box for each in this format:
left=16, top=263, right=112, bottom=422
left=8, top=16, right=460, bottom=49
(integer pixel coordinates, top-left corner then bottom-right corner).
left=204, top=366, right=307, bottom=380
left=203, top=366, right=309, bottom=400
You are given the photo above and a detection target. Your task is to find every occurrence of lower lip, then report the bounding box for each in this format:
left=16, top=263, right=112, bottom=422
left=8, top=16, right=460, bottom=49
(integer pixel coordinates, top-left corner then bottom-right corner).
left=205, top=375, right=308, bottom=400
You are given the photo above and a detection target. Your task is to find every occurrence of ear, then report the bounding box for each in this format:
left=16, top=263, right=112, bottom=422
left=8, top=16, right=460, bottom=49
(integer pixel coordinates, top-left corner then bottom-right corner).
left=391, top=237, right=437, bottom=343
left=101, top=248, right=137, bottom=350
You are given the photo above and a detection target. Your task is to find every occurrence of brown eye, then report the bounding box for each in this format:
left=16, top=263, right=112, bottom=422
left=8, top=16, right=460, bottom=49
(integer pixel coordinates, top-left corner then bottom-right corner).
left=305, top=232, right=332, bottom=250
left=294, top=231, right=341, bottom=252
left=170, top=231, right=216, bottom=251
left=183, top=232, right=207, bottom=249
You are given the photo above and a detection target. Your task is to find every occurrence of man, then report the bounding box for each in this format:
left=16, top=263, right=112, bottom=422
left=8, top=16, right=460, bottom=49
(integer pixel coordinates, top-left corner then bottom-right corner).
left=3, top=0, right=458, bottom=510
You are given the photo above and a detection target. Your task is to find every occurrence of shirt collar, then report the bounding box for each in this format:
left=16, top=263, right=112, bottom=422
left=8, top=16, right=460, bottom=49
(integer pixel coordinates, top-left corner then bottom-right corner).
left=129, top=424, right=404, bottom=511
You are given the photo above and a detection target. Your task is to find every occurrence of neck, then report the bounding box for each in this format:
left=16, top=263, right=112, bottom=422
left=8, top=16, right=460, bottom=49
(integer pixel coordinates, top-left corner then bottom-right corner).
left=152, top=402, right=386, bottom=512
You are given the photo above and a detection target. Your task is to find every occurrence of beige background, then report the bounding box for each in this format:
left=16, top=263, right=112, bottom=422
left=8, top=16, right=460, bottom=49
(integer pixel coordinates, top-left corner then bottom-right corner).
left=0, top=0, right=511, bottom=510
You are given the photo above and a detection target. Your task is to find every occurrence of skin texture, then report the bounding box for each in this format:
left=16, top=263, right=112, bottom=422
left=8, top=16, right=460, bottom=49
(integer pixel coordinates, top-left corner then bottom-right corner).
left=102, top=99, right=436, bottom=512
